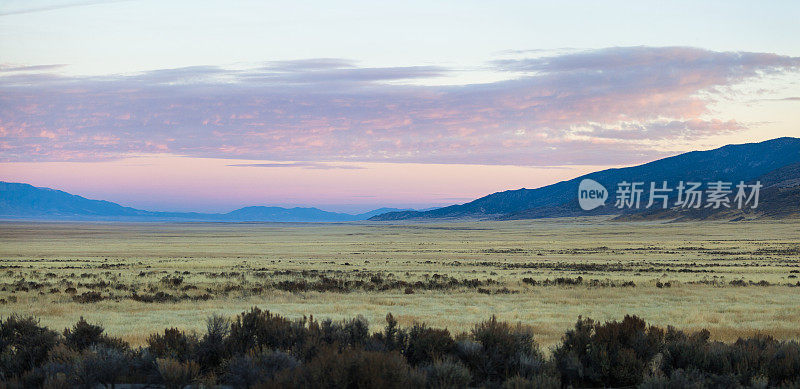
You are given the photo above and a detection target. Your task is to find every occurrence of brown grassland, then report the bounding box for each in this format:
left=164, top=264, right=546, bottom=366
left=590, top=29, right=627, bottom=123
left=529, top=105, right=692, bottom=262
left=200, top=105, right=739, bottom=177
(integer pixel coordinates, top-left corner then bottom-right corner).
left=0, top=217, right=798, bottom=350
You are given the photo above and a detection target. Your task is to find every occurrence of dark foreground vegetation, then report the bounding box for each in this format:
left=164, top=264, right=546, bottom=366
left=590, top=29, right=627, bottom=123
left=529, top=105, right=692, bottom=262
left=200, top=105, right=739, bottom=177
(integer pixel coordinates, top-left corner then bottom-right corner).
left=1, top=309, right=800, bottom=388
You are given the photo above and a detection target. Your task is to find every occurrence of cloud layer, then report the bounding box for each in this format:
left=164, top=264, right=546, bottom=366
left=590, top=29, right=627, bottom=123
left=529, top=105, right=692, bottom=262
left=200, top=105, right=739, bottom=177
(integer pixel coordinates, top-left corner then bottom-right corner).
left=1, top=46, right=798, bottom=165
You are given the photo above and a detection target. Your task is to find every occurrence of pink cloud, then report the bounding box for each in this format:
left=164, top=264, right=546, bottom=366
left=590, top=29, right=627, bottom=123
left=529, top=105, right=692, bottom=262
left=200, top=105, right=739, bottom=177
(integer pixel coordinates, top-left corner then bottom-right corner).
left=0, top=47, right=798, bottom=165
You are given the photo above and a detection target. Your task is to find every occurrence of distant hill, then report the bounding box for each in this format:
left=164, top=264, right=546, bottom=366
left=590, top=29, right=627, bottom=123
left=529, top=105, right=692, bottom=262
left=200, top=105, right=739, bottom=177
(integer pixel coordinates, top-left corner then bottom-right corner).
left=223, top=206, right=413, bottom=222
left=223, top=206, right=356, bottom=222
left=371, top=137, right=800, bottom=221
left=0, top=182, right=412, bottom=222
left=0, top=182, right=151, bottom=218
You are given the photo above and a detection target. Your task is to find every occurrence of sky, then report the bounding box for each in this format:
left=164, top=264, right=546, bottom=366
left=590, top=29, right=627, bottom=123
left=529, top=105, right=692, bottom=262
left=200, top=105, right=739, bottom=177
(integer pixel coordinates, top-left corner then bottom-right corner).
left=1, top=0, right=799, bottom=213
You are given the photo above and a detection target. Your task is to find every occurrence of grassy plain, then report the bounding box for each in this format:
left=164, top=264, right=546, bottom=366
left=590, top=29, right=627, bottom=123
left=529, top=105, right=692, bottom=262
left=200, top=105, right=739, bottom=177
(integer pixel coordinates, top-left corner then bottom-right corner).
left=0, top=217, right=798, bottom=349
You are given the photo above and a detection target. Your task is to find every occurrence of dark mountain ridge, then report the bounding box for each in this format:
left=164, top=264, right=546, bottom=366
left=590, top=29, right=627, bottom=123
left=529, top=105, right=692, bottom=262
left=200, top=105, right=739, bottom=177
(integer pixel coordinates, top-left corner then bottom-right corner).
left=371, top=137, right=800, bottom=221
left=615, top=161, right=800, bottom=221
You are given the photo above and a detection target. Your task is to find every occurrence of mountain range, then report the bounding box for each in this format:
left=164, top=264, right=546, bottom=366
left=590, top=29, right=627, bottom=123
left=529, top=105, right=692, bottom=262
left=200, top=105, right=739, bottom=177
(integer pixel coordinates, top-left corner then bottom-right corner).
left=371, top=137, right=800, bottom=221
left=2, top=137, right=799, bottom=222
left=0, top=182, right=416, bottom=222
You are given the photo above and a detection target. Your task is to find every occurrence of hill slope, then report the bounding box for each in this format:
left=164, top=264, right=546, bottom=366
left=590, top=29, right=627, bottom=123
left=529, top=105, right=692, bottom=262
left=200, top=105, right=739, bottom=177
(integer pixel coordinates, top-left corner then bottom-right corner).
left=616, top=162, right=800, bottom=221
left=371, top=137, right=800, bottom=221
left=0, top=182, right=151, bottom=218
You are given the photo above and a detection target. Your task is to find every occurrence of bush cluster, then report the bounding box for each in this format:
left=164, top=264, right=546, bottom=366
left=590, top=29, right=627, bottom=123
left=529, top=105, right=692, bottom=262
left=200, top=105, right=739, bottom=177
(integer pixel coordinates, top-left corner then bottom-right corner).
left=553, top=315, right=800, bottom=388
left=1, top=310, right=799, bottom=387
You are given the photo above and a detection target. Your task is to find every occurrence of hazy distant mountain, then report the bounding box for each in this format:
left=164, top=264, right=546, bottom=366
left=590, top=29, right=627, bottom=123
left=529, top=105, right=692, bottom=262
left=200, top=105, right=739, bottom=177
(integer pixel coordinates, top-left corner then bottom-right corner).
left=371, top=137, right=800, bottom=221
left=354, top=207, right=416, bottom=219
left=222, top=206, right=353, bottom=222
left=0, top=182, right=150, bottom=218
left=223, top=206, right=412, bottom=222
left=0, top=182, right=413, bottom=222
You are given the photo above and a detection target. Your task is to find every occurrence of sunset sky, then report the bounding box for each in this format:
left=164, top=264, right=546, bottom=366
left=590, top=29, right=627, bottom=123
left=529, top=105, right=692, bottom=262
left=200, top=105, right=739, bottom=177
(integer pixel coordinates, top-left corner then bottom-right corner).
left=1, top=0, right=799, bottom=213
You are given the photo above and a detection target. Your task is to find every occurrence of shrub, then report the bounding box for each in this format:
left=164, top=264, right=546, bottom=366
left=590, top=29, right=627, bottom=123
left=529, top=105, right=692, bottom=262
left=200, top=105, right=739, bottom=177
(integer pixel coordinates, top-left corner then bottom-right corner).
left=320, top=316, right=370, bottom=348
left=41, top=372, right=70, bottom=389
left=660, top=327, right=710, bottom=375
left=501, top=374, right=561, bottom=389
left=453, top=339, right=485, bottom=380
left=423, top=358, right=471, bottom=389
left=269, top=347, right=416, bottom=389
left=147, top=328, right=198, bottom=361
left=373, top=313, right=407, bottom=352
left=228, top=307, right=309, bottom=352
left=553, top=315, right=663, bottom=387
left=72, top=346, right=129, bottom=388
left=72, top=291, right=104, bottom=303
left=161, top=275, right=184, bottom=287
left=405, top=324, right=454, bottom=366
left=763, top=340, right=800, bottom=386
left=63, top=317, right=128, bottom=351
left=515, top=351, right=549, bottom=379
left=125, top=348, right=161, bottom=385
left=19, top=360, right=73, bottom=389
left=130, top=291, right=181, bottom=303
left=47, top=343, right=79, bottom=365
left=639, top=367, right=709, bottom=388
left=196, top=373, right=220, bottom=388
left=468, top=315, right=541, bottom=383
left=156, top=357, right=199, bottom=389
left=0, top=315, right=60, bottom=378
left=197, top=314, right=231, bottom=373
left=64, top=317, right=104, bottom=351
left=223, top=349, right=299, bottom=387
left=665, top=334, right=800, bottom=387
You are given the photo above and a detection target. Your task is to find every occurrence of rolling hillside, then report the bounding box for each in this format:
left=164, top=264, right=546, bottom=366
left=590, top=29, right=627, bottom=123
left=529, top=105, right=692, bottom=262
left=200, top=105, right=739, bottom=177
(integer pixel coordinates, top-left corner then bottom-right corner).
left=371, top=137, right=800, bottom=221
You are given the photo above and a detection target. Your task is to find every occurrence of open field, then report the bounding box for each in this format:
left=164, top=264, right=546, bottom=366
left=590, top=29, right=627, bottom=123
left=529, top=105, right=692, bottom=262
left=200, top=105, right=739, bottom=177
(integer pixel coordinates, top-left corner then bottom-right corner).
left=1, top=217, right=799, bottom=349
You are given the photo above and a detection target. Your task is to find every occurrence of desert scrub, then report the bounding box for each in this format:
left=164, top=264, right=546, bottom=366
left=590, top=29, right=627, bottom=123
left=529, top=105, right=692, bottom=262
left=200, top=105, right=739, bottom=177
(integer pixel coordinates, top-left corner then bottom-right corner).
left=1, top=308, right=800, bottom=387
left=156, top=357, right=200, bottom=389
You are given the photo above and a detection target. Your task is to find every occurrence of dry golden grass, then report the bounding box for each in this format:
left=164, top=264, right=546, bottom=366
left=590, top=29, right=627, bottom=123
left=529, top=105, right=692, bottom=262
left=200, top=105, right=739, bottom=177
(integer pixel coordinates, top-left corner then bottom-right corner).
left=0, top=217, right=798, bottom=349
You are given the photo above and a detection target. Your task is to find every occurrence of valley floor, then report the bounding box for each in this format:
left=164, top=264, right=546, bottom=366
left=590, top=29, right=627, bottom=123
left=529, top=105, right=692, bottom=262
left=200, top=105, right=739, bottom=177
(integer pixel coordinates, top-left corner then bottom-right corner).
left=1, top=217, right=798, bottom=349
